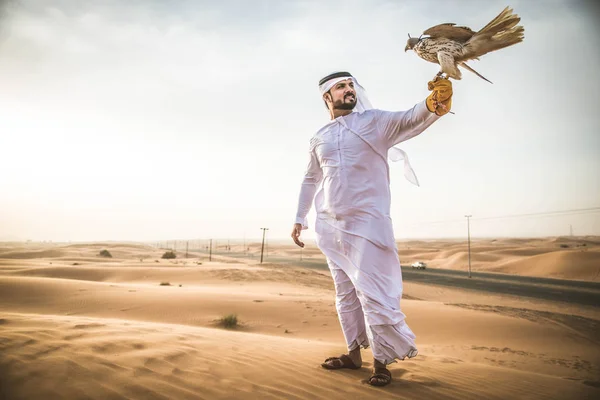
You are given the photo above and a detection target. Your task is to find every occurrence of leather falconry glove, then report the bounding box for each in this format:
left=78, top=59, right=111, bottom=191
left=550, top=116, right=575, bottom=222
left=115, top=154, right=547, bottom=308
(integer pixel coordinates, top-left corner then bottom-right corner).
left=426, top=77, right=453, bottom=116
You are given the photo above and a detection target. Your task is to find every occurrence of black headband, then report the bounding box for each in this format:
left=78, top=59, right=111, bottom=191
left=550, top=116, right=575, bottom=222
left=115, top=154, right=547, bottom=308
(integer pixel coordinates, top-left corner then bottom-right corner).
left=318, top=71, right=353, bottom=86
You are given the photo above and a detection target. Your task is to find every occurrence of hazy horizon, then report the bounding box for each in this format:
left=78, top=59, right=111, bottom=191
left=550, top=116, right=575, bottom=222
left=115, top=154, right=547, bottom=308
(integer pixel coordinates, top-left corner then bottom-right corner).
left=3, top=232, right=600, bottom=245
left=1, top=0, right=599, bottom=243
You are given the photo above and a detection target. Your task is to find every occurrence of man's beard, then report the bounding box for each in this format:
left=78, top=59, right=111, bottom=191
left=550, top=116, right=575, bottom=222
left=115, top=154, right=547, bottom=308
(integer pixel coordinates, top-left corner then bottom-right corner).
left=333, top=94, right=357, bottom=110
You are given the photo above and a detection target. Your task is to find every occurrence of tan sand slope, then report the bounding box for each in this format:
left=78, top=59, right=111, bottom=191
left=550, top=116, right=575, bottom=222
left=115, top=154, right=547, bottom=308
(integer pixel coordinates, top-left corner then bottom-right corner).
left=488, top=250, right=600, bottom=280
left=2, top=312, right=598, bottom=400
left=0, top=242, right=599, bottom=399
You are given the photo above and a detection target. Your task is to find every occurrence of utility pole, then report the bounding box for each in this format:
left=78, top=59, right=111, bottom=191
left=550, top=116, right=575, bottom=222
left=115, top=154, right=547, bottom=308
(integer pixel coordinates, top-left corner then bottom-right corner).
left=465, top=215, right=472, bottom=278
left=570, top=224, right=573, bottom=237
left=209, top=239, right=212, bottom=262
left=260, top=228, right=269, bottom=263
left=185, top=241, right=189, bottom=258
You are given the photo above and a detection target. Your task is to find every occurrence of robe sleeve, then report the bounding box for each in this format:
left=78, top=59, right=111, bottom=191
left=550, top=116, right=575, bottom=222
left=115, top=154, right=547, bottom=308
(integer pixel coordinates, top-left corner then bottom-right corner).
left=375, top=100, right=440, bottom=149
left=295, top=147, right=323, bottom=230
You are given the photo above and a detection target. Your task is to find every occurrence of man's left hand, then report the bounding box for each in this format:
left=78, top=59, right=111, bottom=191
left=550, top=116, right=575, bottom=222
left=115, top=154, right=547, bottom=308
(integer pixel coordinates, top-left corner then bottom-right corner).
left=426, top=77, right=453, bottom=116
left=291, top=223, right=305, bottom=248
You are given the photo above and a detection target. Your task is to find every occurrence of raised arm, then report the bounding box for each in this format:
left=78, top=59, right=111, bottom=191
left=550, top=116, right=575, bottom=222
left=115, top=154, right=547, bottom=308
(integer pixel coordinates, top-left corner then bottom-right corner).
left=376, top=101, right=440, bottom=148
left=377, top=77, right=453, bottom=148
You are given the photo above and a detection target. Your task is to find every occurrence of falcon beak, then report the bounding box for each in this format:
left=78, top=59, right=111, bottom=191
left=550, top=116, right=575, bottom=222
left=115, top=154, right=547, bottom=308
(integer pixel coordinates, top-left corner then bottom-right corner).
left=404, top=45, right=409, bottom=52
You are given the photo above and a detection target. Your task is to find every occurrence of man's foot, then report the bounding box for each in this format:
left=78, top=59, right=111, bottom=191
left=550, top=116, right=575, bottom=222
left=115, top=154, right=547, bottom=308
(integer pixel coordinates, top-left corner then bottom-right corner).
left=321, top=354, right=361, bottom=370
left=368, top=359, right=392, bottom=387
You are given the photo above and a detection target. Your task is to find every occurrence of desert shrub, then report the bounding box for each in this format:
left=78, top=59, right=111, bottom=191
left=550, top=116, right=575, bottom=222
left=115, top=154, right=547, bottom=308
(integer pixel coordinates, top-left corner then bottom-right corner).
left=161, top=251, right=176, bottom=259
left=99, top=249, right=112, bottom=258
left=160, top=282, right=171, bottom=286
left=559, top=244, right=569, bottom=249
left=219, top=314, right=238, bottom=329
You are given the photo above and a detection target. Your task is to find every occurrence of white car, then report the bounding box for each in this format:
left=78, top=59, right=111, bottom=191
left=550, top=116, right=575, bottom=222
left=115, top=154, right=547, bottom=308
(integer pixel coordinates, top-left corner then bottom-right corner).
left=411, top=261, right=427, bottom=270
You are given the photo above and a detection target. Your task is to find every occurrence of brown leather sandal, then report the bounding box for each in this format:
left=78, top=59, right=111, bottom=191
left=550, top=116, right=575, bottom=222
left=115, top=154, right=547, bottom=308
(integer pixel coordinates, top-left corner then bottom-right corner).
left=368, top=367, right=392, bottom=386
left=321, top=354, right=360, bottom=370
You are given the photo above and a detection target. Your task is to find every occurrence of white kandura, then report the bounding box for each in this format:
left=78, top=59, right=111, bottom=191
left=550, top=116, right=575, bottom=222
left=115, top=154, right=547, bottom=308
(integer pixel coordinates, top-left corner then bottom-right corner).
left=295, top=99, right=440, bottom=364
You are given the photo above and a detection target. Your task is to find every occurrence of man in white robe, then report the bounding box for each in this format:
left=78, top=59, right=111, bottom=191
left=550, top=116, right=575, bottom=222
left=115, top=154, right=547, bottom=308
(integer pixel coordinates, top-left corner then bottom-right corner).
left=291, top=71, right=452, bottom=386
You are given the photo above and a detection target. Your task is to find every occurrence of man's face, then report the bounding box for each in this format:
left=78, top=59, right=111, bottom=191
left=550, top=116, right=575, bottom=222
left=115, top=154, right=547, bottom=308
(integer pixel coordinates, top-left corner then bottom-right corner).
left=325, top=79, right=356, bottom=110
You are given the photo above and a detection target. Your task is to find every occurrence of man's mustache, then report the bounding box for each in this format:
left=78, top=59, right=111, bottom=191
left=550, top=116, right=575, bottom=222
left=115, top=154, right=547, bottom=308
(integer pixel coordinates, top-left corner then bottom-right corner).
left=344, top=93, right=356, bottom=100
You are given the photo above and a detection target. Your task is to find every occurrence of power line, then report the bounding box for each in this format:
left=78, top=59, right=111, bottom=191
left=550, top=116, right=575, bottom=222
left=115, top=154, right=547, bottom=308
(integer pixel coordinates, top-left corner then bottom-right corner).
left=406, top=206, right=600, bottom=226
left=473, top=207, right=600, bottom=222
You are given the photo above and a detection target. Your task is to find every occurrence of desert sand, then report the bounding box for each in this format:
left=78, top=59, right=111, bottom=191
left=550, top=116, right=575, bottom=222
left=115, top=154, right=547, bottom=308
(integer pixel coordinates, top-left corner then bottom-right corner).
left=1, top=240, right=599, bottom=399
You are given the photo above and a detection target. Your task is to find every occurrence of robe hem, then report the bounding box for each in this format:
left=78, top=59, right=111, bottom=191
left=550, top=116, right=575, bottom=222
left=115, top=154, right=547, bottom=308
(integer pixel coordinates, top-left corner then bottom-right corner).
left=348, top=338, right=370, bottom=352
left=379, top=347, right=419, bottom=366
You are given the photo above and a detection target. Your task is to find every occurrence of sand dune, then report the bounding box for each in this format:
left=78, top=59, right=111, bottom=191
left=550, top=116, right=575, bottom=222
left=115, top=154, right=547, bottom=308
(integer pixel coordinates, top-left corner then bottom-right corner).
left=486, top=247, right=551, bottom=257
left=391, top=237, right=600, bottom=281
left=1, top=242, right=599, bottom=399
left=267, top=237, right=600, bottom=281
left=0, top=249, right=66, bottom=259
left=490, top=250, right=600, bottom=280
left=432, top=250, right=502, bottom=264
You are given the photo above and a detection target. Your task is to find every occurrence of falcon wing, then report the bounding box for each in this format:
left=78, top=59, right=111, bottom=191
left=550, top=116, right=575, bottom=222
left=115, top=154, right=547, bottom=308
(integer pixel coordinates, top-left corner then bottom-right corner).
left=423, top=23, right=475, bottom=43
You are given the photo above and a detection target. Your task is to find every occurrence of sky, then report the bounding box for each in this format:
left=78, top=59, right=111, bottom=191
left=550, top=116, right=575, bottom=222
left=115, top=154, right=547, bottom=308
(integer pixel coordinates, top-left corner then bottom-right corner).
left=0, top=0, right=599, bottom=242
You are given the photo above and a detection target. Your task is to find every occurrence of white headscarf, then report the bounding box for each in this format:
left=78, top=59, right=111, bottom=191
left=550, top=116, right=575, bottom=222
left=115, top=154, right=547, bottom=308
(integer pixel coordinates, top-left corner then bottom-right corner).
left=318, top=73, right=420, bottom=186
left=319, top=75, right=372, bottom=114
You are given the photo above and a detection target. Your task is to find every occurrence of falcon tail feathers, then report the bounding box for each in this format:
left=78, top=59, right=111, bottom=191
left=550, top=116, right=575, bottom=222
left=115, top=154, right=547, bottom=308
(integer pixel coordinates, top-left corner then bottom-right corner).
left=478, top=6, right=520, bottom=36
left=459, top=62, right=493, bottom=84
left=461, top=7, right=524, bottom=60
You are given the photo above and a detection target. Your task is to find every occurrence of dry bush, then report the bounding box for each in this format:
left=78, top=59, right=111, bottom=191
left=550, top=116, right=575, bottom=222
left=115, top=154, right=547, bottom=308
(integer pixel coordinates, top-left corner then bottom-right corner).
left=99, top=249, right=112, bottom=258
left=219, top=314, right=238, bottom=329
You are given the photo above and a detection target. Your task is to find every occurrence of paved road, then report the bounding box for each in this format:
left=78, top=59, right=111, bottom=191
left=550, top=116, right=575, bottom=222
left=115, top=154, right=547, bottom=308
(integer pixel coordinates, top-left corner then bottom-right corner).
left=398, top=267, right=600, bottom=307
left=207, top=250, right=600, bottom=307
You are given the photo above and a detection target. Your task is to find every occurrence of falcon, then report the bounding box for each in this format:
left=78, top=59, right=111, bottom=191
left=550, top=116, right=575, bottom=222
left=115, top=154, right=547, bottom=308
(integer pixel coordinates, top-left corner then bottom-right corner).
left=404, top=6, right=524, bottom=83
